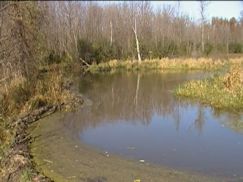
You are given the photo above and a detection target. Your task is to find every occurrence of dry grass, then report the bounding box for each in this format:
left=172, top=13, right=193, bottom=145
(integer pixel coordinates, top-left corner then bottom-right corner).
left=22, top=67, right=73, bottom=113
left=0, top=75, right=29, bottom=116
left=0, top=64, right=74, bottom=117
left=175, top=66, right=243, bottom=112
left=223, top=66, right=243, bottom=91
left=0, top=63, right=76, bottom=169
left=0, top=117, right=12, bottom=160
left=88, top=57, right=243, bottom=73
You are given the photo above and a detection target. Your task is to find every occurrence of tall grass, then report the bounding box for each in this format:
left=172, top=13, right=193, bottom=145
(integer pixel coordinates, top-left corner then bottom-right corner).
left=88, top=57, right=243, bottom=73
left=22, top=65, right=73, bottom=113
left=175, top=66, right=243, bottom=112
left=0, top=116, right=12, bottom=161
left=0, top=63, right=77, bottom=166
left=0, top=64, right=74, bottom=117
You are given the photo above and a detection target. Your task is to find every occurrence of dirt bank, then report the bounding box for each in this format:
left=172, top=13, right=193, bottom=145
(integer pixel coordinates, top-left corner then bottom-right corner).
left=0, top=92, right=83, bottom=182
left=0, top=105, right=57, bottom=182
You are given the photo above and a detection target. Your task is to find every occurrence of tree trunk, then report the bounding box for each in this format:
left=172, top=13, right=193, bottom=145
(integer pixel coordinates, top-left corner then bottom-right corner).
left=226, top=41, right=229, bottom=55
left=110, top=21, right=113, bottom=46
left=201, top=24, right=204, bottom=53
left=133, top=18, right=141, bottom=63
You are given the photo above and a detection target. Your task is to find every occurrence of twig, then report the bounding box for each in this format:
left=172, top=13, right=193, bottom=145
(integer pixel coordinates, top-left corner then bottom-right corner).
left=0, top=76, right=9, bottom=83
left=0, top=2, right=17, bottom=13
left=80, top=58, right=90, bottom=67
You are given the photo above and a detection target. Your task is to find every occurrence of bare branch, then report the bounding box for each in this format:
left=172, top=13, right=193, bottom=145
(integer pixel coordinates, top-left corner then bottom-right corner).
left=0, top=2, right=17, bottom=13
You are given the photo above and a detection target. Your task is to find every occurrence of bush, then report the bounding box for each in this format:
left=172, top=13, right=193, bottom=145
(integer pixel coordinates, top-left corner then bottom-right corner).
left=78, top=38, right=123, bottom=64
left=78, top=39, right=94, bottom=64
left=0, top=76, right=31, bottom=115
left=229, top=43, right=242, bottom=53
left=46, top=50, right=62, bottom=65
left=204, top=43, right=214, bottom=56
left=45, top=50, right=73, bottom=66
left=11, top=83, right=31, bottom=107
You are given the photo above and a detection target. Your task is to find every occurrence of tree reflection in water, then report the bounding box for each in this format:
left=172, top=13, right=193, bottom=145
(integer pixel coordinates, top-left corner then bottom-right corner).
left=64, top=71, right=242, bottom=135
left=57, top=71, right=243, bottom=177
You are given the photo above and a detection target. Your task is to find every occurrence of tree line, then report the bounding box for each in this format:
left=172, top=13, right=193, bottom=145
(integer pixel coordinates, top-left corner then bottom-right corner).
left=43, top=1, right=243, bottom=61
left=0, top=1, right=243, bottom=81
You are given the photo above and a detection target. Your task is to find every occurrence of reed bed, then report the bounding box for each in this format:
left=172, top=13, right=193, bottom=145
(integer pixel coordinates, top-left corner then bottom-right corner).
left=175, top=66, right=243, bottom=112
left=88, top=57, right=243, bottom=73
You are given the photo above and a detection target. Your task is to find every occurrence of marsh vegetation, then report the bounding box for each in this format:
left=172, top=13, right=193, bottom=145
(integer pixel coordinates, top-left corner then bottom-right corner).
left=88, top=57, right=242, bottom=73
left=176, top=66, right=243, bottom=112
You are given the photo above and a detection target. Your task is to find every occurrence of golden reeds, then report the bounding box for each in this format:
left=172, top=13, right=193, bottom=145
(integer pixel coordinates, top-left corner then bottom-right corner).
left=88, top=57, right=243, bottom=73
left=175, top=66, right=243, bottom=112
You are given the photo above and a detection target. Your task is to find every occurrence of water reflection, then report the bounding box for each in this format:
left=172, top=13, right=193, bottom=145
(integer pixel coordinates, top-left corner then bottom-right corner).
left=63, top=71, right=243, bottom=178
left=75, top=72, right=205, bottom=127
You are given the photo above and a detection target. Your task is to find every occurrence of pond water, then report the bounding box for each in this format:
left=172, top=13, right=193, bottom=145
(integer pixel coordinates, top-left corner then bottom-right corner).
left=58, top=71, right=243, bottom=179
left=31, top=71, right=243, bottom=181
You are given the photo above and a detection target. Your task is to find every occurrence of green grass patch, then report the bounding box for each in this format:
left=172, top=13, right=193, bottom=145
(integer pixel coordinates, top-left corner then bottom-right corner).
left=0, top=117, right=13, bottom=161
left=20, top=168, right=33, bottom=182
left=175, top=67, right=243, bottom=112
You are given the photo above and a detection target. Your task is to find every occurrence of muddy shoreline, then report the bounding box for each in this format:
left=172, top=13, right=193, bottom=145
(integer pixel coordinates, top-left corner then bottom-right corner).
left=0, top=105, right=58, bottom=182
left=29, top=103, right=226, bottom=182
left=0, top=90, right=83, bottom=182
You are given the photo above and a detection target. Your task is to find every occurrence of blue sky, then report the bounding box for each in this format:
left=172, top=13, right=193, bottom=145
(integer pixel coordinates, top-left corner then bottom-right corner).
left=152, top=1, right=243, bottom=21
left=101, top=1, right=243, bottom=21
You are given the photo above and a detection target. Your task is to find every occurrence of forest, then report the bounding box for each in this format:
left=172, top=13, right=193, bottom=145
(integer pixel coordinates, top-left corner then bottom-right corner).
left=1, top=1, right=243, bottom=71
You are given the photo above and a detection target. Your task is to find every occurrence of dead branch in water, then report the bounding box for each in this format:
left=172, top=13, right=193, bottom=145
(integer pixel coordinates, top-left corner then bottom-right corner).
left=80, top=58, right=90, bottom=67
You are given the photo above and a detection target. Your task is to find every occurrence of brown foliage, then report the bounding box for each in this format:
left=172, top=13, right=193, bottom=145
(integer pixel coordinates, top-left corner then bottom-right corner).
left=223, top=67, right=243, bottom=91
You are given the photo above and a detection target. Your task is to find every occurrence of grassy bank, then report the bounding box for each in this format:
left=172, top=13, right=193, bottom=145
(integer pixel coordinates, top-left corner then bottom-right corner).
left=0, top=62, right=82, bottom=181
left=0, top=63, right=73, bottom=144
left=175, top=66, right=243, bottom=112
left=87, top=57, right=243, bottom=73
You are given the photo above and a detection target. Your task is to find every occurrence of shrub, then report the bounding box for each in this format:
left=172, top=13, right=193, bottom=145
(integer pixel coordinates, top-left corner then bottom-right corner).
left=78, top=38, right=123, bottom=64
left=204, top=43, right=214, bottom=56
left=78, top=39, right=94, bottom=64
left=229, top=43, right=242, bottom=53
left=46, top=50, right=62, bottom=65
left=45, top=50, right=73, bottom=66
left=0, top=76, right=31, bottom=115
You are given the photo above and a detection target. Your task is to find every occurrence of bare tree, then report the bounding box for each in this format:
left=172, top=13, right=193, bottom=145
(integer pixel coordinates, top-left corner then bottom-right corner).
left=0, top=2, right=45, bottom=81
left=110, top=21, right=113, bottom=46
left=199, top=1, right=209, bottom=53
left=133, top=17, right=142, bottom=62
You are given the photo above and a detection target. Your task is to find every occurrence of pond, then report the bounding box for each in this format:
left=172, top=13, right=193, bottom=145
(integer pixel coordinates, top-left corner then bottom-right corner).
left=31, top=71, right=243, bottom=181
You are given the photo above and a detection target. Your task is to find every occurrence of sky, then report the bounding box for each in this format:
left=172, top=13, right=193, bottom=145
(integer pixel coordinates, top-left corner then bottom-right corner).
left=101, top=1, right=243, bottom=21
left=152, top=1, right=243, bottom=21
